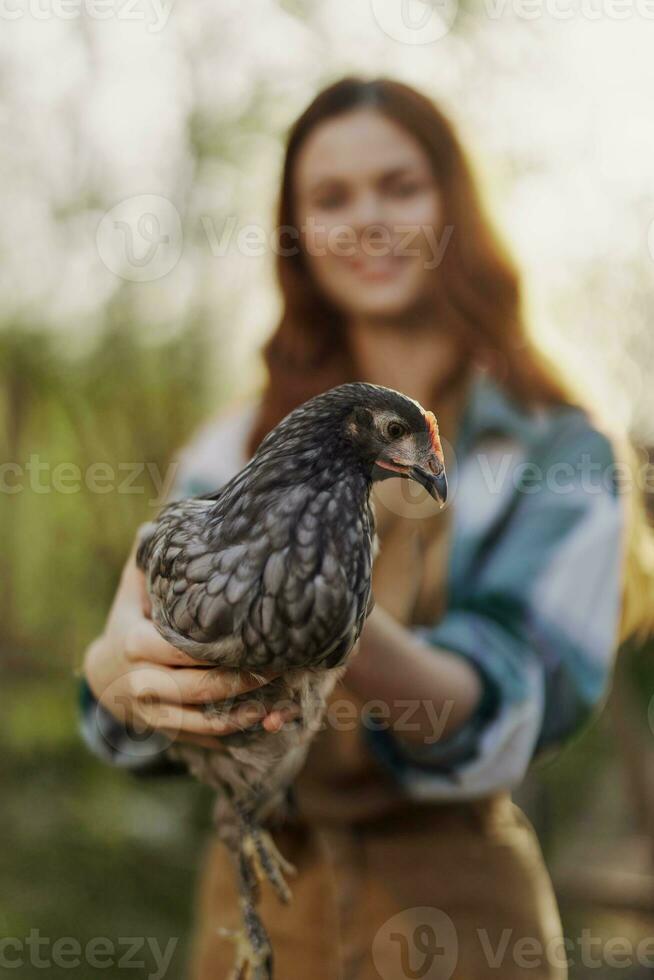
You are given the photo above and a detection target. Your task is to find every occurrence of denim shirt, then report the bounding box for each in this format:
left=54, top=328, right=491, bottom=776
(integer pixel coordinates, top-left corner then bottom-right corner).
left=80, top=376, right=624, bottom=798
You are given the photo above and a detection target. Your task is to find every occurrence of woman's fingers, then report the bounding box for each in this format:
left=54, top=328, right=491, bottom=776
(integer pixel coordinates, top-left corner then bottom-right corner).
left=140, top=699, right=270, bottom=738
left=122, top=620, right=202, bottom=668
left=120, top=662, right=273, bottom=706
left=263, top=706, right=300, bottom=732
left=162, top=704, right=301, bottom=742
left=170, top=732, right=229, bottom=751
left=170, top=707, right=299, bottom=749
left=172, top=707, right=300, bottom=743
left=168, top=666, right=274, bottom=704
left=116, top=666, right=301, bottom=738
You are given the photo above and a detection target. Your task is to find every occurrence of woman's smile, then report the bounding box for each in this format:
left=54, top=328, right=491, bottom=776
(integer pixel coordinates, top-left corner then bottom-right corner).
left=345, top=251, right=408, bottom=283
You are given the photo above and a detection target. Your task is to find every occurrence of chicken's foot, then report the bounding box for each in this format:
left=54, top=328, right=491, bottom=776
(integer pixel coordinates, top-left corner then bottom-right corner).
left=236, top=802, right=296, bottom=905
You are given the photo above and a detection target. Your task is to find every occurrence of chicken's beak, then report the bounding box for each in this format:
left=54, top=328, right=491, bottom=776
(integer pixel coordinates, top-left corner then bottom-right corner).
left=409, top=463, right=448, bottom=506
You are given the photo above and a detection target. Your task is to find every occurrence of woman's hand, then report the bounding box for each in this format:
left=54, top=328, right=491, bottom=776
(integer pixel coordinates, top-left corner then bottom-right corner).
left=83, top=546, right=295, bottom=752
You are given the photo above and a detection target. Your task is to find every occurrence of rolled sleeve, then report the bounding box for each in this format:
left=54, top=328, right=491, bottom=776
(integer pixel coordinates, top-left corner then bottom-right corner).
left=366, top=419, right=625, bottom=800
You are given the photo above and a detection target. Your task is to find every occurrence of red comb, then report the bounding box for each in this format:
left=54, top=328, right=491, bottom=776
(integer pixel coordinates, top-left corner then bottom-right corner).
left=423, top=411, right=444, bottom=462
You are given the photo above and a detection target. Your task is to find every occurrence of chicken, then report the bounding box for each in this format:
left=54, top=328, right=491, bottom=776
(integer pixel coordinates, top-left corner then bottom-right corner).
left=136, top=382, right=447, bottom=980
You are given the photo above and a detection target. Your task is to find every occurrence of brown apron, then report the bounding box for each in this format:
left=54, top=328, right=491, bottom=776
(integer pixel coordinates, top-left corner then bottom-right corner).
left=188, top=397, right=566, bottom=980
left=189, top=695, right=565, bottom=980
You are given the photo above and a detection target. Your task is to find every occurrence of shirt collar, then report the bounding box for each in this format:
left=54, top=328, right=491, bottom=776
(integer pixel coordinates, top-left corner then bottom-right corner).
left=456, top=371, right=554, bottom=457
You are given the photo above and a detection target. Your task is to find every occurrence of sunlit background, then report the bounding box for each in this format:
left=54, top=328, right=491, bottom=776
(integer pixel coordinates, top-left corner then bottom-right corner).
left=2, top=2, right=654, bottom=977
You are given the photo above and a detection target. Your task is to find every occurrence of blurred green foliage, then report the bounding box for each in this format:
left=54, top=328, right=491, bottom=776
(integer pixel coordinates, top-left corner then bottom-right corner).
left=0, top=710, right=213, bottom=978
left=0, top=309, right=212, bottom=670
left=0, top=313, right=217, bottom=977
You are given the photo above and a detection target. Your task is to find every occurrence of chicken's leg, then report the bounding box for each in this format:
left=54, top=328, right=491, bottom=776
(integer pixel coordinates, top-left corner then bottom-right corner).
left=235, top=800, right=296, bottom=905
left=221, top=847, right=273, bottom=980
left=221, top=802, right=296, bottom=980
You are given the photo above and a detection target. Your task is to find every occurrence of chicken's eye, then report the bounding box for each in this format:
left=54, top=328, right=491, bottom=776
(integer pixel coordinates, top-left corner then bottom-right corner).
left=385, top=420, right=409, bottom=441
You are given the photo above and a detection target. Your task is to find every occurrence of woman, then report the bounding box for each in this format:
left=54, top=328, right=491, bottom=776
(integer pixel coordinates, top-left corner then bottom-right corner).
left=81, top=78, right=654, bottom=980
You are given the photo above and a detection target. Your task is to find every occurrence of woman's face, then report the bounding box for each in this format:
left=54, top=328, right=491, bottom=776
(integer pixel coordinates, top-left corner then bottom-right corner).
left=293, top=108, right=442, bottom=320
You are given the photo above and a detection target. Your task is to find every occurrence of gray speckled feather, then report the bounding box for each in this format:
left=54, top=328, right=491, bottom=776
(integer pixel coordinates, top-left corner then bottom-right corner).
left=137, top=390, right=379, bottom=675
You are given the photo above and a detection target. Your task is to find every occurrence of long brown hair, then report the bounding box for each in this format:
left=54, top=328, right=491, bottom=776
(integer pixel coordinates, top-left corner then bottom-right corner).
left=250, top=76, right=569, bottom=452
left=249, top=76, right=654, bottom=642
